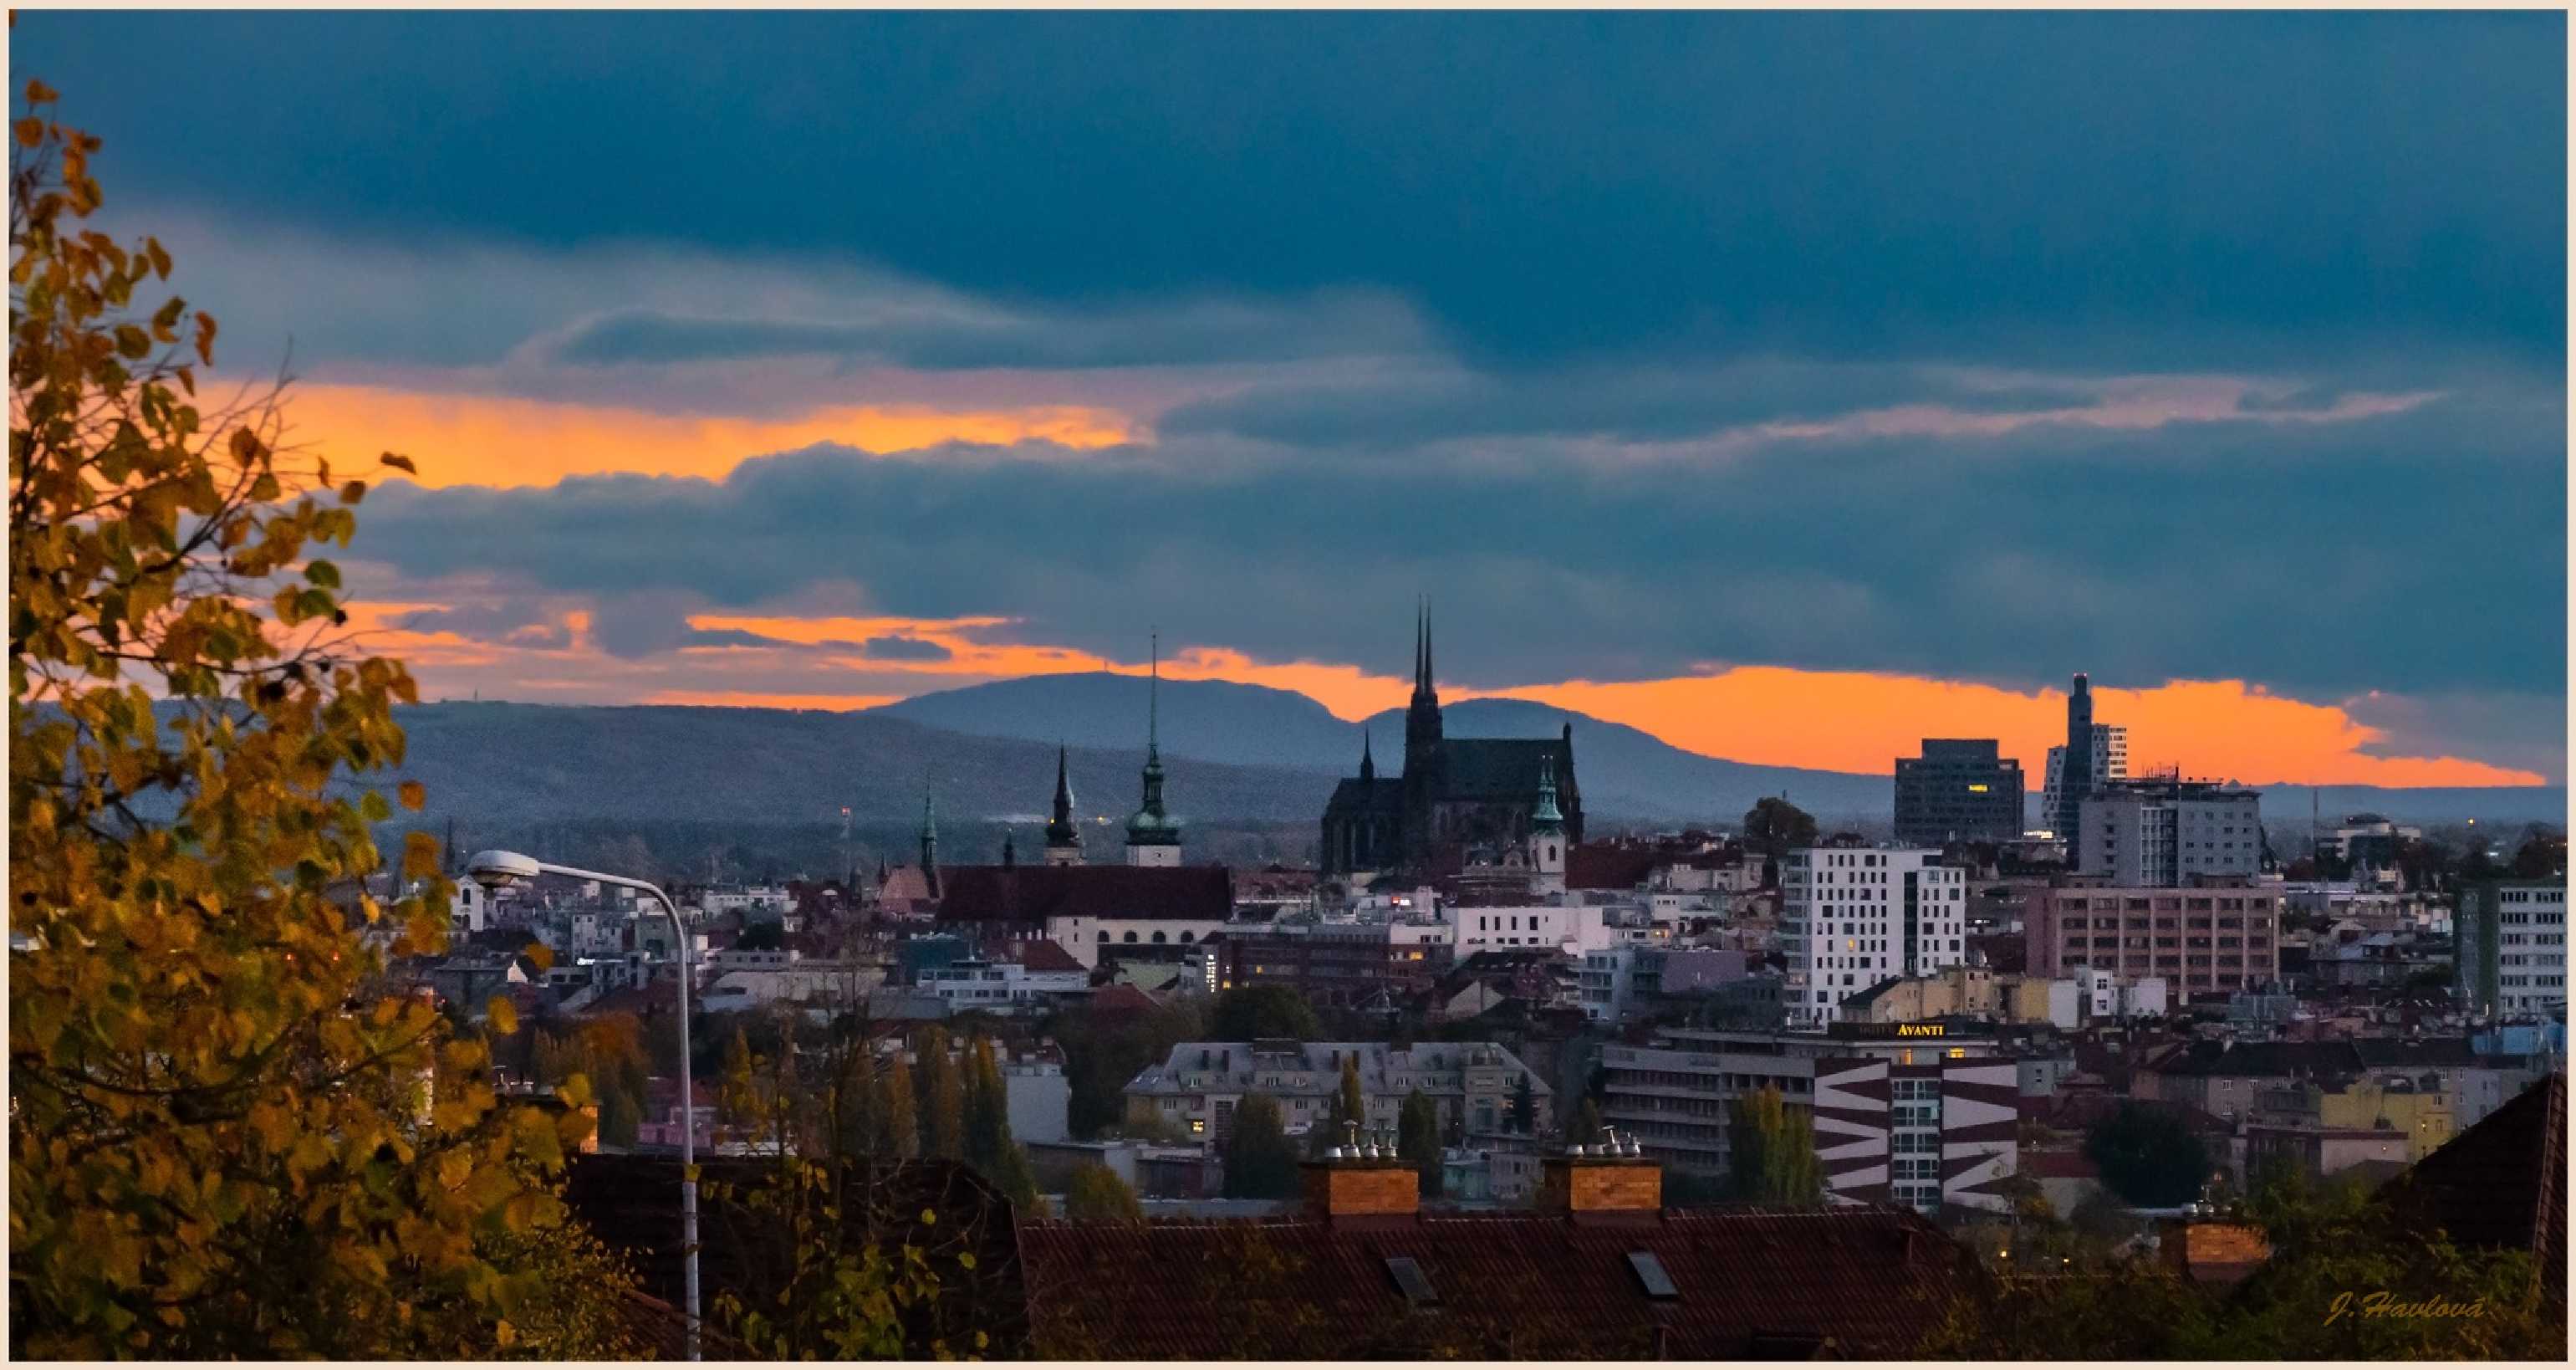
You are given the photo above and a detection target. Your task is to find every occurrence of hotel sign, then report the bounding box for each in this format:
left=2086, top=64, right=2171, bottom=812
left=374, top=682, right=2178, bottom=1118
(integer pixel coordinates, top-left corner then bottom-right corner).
left=1894, top=1023, right=1946, bottom=1038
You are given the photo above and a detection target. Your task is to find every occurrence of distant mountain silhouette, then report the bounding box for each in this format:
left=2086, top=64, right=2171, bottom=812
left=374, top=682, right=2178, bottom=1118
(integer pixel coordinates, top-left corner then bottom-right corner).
left=879, top=672, right=1902, bottom=820
left=359, top=693, right=2561, bottom=873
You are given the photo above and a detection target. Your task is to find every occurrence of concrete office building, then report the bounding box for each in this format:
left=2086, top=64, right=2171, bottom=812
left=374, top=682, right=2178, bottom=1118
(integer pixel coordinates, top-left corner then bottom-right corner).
left=2456, top=880, right=2568, bottom=1019
left=2077, top=778, right=2264, bottom=887
left=1894, top=739, right=2026, bottom=846
left=1782, top=848, right=1968, bottom=1027
left=2027, top=882, right=2282, bottom=999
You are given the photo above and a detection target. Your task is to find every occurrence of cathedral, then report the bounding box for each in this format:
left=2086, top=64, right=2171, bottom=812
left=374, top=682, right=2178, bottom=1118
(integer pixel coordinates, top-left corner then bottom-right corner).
left=1319, top=607, right=1583, bottom=880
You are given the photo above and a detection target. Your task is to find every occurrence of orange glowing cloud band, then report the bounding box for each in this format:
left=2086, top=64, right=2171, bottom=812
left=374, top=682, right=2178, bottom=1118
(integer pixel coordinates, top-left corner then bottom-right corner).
left=354, top=603, right=2542, bottom=788
left=276, top=381, right=1135, bottom=488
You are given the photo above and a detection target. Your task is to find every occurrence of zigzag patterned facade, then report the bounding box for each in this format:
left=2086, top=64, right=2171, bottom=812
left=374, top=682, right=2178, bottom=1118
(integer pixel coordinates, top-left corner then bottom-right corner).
left=1812, top=1056, right=2018, bottom=1212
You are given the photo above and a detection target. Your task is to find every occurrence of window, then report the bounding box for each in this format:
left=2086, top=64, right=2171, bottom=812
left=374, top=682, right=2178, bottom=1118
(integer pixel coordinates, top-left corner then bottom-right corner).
left=1384, top=1257, right=1439, bottom=1307
left=1626, top=1252, right=1679, bottom=1300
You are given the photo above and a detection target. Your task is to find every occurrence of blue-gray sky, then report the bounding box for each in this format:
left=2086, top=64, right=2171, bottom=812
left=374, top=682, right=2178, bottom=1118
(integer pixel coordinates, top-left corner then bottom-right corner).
left=16, top=12, right=2566, bottom=783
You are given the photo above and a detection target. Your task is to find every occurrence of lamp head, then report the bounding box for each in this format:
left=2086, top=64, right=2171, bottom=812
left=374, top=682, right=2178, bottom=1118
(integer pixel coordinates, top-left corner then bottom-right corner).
left=465, top=849, right=543, bottom=888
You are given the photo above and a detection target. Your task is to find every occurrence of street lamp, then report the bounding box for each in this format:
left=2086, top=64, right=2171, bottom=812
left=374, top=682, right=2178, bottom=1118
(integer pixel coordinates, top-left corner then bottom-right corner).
left=467, top=850, right=701, bottom=1360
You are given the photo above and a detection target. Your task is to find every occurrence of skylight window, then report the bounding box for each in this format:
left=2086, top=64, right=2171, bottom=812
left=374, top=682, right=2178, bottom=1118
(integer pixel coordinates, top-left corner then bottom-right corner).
left=1627, top=1251, right=1679, bottom=1300
left=1383, top=1256, right=1439, bottom=1307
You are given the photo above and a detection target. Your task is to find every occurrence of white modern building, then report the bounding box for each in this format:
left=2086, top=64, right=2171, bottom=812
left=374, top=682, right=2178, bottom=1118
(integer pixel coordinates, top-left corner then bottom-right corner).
left=1782, top=848, right=1967, bottom=1027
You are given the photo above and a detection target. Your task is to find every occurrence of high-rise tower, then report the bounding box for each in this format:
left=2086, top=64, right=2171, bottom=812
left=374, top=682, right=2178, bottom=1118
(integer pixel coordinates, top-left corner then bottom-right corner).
left=2056, top=673, right=2094, bottom=838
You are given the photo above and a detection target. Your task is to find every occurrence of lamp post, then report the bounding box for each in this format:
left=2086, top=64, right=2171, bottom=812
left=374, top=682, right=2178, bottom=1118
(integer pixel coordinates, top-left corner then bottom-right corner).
left=467, top=850, right=701, bottom=1360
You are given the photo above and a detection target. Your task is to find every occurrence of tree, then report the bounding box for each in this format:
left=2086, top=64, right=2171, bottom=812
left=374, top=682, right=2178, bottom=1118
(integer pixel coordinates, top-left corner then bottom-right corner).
left=1313, top=1051, right=1368, bottom=1157
left=1211, top=984, right=1321, bottom=1043
left=1397, top=1089, right=1443, bottom=1199
left=1563, top=1097, right=1604, bottom=1148
left=913, top=1025, right=964, bottom=1161
left=2084, top=1102, right=2213, bottom=1208
left=876, top=1053, right=918, bottom=1159
left=2511, top=827, right=2565, bottom=879
left=962, top=1035, right=1008, bottom=1175
left=1508, top=1072, right=1537, bottom=1134
left=9, top=83, right=623, bottom=1357
left=1222, top=1093, right=1301, bottom=1199
left=1727, top=1086, right=1822, bottom=1204
left=1742, top=796, right=1819, bottom=859
left=1061, top=1162, right=1145, bottom=1224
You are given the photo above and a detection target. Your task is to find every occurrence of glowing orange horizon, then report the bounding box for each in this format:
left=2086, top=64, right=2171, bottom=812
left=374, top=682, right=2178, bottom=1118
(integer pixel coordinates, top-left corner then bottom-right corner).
left=271, top=380, right=1137, bottom=489
left=361, top=604, right=2549, bottom=788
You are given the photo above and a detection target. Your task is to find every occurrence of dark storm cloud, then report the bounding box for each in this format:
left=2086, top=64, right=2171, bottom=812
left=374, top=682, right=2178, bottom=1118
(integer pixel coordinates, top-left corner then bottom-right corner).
left=350, top=378, right=2564, bottom=703
left=544, top=297, right=1424, bottom=371
left=16, top=12, right=2562, bottom=369
left=860, top=636, right=952, bottom=662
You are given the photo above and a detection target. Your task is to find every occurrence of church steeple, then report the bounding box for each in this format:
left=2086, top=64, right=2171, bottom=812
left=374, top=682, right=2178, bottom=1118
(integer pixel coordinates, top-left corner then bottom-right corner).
left=1359, top=728, right=1375, bottom=783
left=1125, top=633, right=1181, bottom=866
left=1403, top=598, right=1444, bottom=772
left=1528, top=757, right=1567, bottom=893
left=918, top=783, right=941, bottom=899
left=1044, top=744, right=1084, bottom=865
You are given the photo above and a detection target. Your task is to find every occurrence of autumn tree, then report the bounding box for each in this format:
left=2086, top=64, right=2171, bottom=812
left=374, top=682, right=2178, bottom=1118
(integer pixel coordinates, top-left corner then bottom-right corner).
left=1312, top=1051, right=1370, bottom=1158
left=914, top=1025, right=966, bottom=1161
left=8, top=81, right=621, bottom=1357
left=1061, top=1162, right=1145, bottom=1224
left=1727, top=1086, right=1821, bottom=1204
left=877, top=1051, right=919, bottom=1158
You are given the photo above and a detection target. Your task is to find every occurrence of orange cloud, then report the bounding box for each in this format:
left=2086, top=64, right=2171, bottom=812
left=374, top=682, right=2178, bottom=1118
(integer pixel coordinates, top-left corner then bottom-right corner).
left=273, top=381, right=1135, bottom=488
left=1479, top=669, right=2544, bottom=788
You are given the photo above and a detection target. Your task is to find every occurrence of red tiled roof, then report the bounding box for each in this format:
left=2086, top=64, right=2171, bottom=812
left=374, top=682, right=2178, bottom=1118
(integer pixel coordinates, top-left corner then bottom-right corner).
left=1010, top=939, right=1087, bottom=974
left=1017, top=1204, right=1979, bottom=1359
left=1088, top=983, right=1163, bottom=1017
left=1566, top=844, right=1666, bottom=892
left=2021, top=1150, right=2100, bottom=1180
left=936, top=865, right=1232, bottom=924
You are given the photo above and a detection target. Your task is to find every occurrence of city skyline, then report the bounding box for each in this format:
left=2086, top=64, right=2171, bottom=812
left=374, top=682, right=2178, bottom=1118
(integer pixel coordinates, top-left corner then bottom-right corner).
left=14, top=11, right=2563, bottom=788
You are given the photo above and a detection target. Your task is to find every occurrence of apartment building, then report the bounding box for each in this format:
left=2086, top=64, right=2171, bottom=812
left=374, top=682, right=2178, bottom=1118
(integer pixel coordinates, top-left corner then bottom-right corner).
left=1122, top=1040, right=1548, bottom=1143
left=2456, top=880, right=2568, bottom=1018
left=2076, top=778, right=2264, bottom=886
left=2026, top=882, right=2281, bottom=999
left=1780, top=848, right=1968, bottom=1026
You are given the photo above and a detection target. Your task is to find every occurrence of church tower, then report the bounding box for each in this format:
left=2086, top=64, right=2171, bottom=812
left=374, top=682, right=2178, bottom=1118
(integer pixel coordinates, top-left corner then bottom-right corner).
left=1528, top=756, right=1567, bottom=896
left=1125, top=635, right=1182, bottom=867
left=1400, top=600, right=1447, bottom=872
left=918, top=786, right=941, bottom=900
left=1044, top=744, right=1084, bottom=866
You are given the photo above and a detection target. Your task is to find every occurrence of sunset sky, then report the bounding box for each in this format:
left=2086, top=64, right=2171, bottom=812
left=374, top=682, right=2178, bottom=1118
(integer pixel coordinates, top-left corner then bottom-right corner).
left=18, top=13, right=2566, bottom=786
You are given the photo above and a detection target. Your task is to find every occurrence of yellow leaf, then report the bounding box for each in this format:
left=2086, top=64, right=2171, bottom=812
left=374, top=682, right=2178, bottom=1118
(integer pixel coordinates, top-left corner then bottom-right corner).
left=487, top=996, right=518, bottom=1036
left=380, top=452, right=417, bottom=474
left=396, top=780, right=425, bottom=811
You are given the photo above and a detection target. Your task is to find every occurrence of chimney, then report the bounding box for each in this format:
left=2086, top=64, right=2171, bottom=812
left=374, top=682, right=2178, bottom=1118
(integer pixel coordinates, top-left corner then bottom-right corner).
left=2159, top=1205, right=2271, bottom=1289
left=1300, top=1124, right=1421, bottom=1223
left=1540, top=1131, right=1663, bottom=1217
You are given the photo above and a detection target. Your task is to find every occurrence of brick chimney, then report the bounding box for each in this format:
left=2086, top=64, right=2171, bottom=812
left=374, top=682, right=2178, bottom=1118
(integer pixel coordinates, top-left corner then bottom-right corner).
left=1540, top=1130, right=1663, bottom=1214
left=1300, top=1124, right=1420, bottom=1222
left=2159, top=1207, right=2271, bottom=1289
